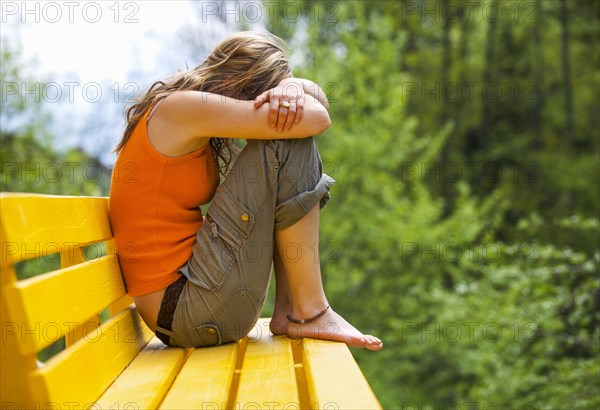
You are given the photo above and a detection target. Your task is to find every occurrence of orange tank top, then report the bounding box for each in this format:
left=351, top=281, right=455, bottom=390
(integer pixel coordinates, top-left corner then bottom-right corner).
left=109, top=101, right=219, bottom=296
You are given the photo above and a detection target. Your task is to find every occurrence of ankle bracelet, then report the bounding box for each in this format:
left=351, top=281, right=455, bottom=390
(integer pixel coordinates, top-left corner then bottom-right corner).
left=287, top=305, right=330, bottom=324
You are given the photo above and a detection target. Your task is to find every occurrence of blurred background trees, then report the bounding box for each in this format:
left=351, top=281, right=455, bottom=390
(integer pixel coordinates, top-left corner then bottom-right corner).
left=2, top=1, right=598, bottom=408
left=266, top=1, right=599, bottom=407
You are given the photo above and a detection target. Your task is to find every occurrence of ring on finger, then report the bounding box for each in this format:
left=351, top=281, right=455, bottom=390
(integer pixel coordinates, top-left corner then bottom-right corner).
left=279, top=101, right=291, bottom=108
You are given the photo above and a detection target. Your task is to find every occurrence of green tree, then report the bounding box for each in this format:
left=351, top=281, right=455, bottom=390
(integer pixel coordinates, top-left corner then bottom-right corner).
left=265, top=0, right=600, bottom=407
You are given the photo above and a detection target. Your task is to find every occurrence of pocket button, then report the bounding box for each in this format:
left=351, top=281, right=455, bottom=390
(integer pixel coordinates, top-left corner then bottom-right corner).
left=241, top=213, right=249, bottom=222
left=190, top=324, right=221, bottom=347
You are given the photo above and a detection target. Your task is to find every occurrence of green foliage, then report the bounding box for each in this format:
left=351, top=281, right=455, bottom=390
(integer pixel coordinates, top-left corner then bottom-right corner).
left=0, top=132, right=109, bottom=196
left=267, top=1, right=599, bottom=408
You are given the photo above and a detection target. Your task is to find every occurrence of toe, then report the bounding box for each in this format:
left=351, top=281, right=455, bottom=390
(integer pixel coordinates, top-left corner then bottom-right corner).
left=364, top=335, right=383, bottom=350
left=349, top=334, right=370, bottom=348
left=366, top=342, right=383, bottom=351
left=365, top=335, right=380, bottom=344
left=371, top=336, right=382, bottom=344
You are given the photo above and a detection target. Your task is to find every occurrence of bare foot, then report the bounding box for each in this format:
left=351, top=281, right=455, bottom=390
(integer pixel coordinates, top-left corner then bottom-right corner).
left=270, top=303, right=291, bottom=335
left=286, top=308, right=383, bottom=351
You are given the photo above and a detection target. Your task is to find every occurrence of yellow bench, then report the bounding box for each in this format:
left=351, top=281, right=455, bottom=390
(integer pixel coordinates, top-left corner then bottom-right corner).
left=0, top=193, right=381, bottom=410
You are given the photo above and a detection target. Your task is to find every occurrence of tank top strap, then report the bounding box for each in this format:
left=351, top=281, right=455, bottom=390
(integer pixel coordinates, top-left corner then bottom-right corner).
left=147, top=97, right=166, bottom=123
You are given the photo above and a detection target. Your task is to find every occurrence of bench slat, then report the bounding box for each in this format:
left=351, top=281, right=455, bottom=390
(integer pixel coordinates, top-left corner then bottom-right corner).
left=109, top=294, right=135, bottom=315
left=303, top=339, right=382, bottom=410
left=235, top=325, right=299, bottom=408
left=94, top=337, right=189, bottom=410
left=4, top=255, right=126, bottom=354
left=28, top=306, right=153, bottom=407
left=0, top=194, right=112, bottom=264
left=0, top=264, right=39, bottom=407
left=159, top=343, right=238, bottom=409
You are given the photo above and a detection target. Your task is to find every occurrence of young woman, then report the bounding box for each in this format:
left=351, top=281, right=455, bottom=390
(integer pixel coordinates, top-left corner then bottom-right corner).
left=109, top=31, right=382, bottom=350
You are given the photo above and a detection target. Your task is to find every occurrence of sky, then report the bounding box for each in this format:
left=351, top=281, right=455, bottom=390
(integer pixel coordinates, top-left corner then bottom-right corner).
left=15, top=1, right=196, bottom=82
left=2, top=0, right=249, bottom=164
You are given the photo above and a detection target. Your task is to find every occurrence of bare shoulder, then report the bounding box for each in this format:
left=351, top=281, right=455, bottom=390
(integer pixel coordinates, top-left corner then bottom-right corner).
left=146, top=92, right=211, bottom=157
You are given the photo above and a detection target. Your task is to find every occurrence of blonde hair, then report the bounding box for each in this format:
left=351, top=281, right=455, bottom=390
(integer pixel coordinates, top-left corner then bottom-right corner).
left=114, top=31, right=292, bottom=174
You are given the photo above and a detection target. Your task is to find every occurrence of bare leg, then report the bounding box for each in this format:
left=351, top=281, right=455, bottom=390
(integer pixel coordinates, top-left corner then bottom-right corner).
left=274, top=204, right=383, bottom=350
left=269, top=246, right=292, bottom=335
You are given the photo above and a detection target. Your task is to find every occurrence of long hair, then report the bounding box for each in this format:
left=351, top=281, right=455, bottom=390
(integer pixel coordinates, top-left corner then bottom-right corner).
left=114, top=31, right=292, bottom=176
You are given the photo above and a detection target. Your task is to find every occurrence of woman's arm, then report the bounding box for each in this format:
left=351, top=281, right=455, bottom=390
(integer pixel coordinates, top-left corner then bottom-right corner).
left=147, top=87, right=330, bottom=157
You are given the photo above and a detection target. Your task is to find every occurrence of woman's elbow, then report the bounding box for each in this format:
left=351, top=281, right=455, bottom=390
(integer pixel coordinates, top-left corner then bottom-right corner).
left=313, top=110, right=331, bottom=135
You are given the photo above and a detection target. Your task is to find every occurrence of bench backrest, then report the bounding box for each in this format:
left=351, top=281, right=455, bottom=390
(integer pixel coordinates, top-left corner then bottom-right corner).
left=1, top=193, right=151, bottom=409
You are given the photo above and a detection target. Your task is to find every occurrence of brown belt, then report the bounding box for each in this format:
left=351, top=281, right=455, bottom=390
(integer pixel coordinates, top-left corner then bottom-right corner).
left=155, top=274, right=188, bottom=346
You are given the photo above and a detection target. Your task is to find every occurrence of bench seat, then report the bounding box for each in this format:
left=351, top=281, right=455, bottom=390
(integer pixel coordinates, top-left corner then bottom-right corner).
left=0, top=194, right=381, bottom=409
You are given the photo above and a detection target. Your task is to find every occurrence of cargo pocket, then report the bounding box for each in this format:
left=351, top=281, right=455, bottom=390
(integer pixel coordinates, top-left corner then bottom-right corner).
left=193, top=186, right=256, bottom=292
left=185, top=323, right=222, bottom=348
left=209, top=186, right=256, bottom=243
